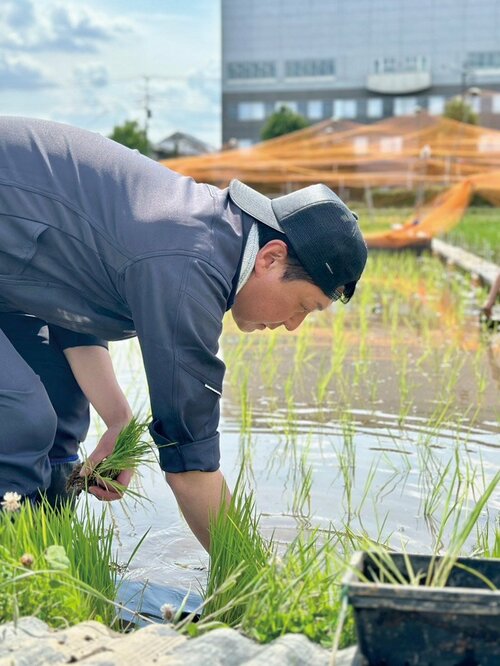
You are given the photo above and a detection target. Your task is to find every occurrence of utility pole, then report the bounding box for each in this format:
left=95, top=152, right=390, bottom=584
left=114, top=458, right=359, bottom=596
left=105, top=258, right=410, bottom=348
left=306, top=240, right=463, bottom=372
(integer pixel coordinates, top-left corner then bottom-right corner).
left=143, top=75, right=152, bottom=135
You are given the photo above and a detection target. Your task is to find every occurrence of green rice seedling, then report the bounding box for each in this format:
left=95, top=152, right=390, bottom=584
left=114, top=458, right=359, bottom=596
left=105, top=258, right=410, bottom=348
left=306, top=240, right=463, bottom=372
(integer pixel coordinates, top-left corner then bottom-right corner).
left=336, top=414, right=356, bottom=521
left=261, top=329, right=280, bottom=388
left=356, top=470, right=500, bottom=591
left=471, top=346, right=489, bottom=397
left=473, top=514, right=500, bottom=558
left=356, top=459, right=380, bottom=517
left=316, top=361, right=335, bottom=406
left=237, top=372, right=256, bottom=486
left=240, top=532, right=357, bottom=649
left=331, top=301, right=346, bottom=338
left=203, top=487, right=272, bottom=628
left=374, top=457, right=411, bottom=508
left=316, top=317, right=348, bottom=406
left=428, top=471, right=499, bottom=585
left=293, top=318, right=315, bottom=371
left=238, top=434, right=256, bottom=488
left=283, top=372, right=299, bottom=446
left=182, top=514, right=361, bottom=648
left=239, top=370, right=253, bottom=436
left=394, top=347, right=415, bottom=426
left=196, top=490, right=370, bottom=644
left=223, top=331, right=254, bottom=385
left=67, top=417, right=155, bottom=498
left=290, top=458, right=313, bottom=521
left=357, top=285, right=371, bottom=367
left=0, top=498, right=118, bottom=627
left=422, top=457, right=454, bottom=526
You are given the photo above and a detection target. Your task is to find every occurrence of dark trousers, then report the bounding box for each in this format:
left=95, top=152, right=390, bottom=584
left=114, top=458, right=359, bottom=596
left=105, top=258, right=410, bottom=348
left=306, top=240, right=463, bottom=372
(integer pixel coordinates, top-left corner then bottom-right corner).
left=0, top=313, right=90, bottom=500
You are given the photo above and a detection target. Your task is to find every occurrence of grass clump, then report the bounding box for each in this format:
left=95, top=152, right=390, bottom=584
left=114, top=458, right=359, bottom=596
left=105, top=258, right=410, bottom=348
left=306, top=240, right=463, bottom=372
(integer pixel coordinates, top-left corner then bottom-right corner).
left=240, top=534, right=356, bottom=649
left=202, top=488, right=271, bottom=627
left=443, top=208, right=500, bottom=263
left=0, top=499, right=117, bottom=627
left=67, top=417, right=155, bottom=497
left=184, top=486, right=356, bottom=649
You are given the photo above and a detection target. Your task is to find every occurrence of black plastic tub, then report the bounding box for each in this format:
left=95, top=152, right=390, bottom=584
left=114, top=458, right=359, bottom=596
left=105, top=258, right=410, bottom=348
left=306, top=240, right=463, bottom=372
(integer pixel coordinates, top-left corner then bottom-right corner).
left=343, top=551, right=500, bottom=666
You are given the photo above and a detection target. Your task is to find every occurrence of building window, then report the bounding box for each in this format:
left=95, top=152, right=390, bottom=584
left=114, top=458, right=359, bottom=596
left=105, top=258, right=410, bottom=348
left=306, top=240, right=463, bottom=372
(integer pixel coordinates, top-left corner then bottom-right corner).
left=237, top=139, right=254, bottom=149
left=470, top=96, right=481, bottom=113
left=285, top=58, right=335, bottom=77
left=307, top=100, right=324, bottom=119
left=403, top=55, right=428, bottom=72
left=375, top=55, right=428, bottom=74
left=428, top=96, right=445, bottom=115
left=467, top=52, right=500, bottom=69
left=479, top=134, right=500, bottom=152
left=382, top=57, right=397, bottom=73
left=227, top=61, right=276, bottom=80
left=354, top=136, right=369, bottom=154
left=237, top=102, right=266, bottom=121
left=274, top=101, right=299, bottom=113
left=333, top=99, right=357, bottom=119
left=367, top=98, right=383, bottom=118
left=380, top=136, right=403, bottom=153
left=492, top=95, right=500, bottom=113
left=394, top=97, right=418, bottom=116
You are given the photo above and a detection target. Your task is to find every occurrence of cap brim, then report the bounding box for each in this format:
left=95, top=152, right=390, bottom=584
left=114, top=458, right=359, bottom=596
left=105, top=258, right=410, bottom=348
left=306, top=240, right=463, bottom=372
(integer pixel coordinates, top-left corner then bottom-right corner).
left=229, top=180, right=284, bottom=232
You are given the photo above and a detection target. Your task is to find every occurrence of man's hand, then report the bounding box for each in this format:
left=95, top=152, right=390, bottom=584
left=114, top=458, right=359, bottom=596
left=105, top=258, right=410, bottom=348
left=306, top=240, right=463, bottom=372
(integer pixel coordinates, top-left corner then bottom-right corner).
left=80, top=424, right=134, bottom=501
left=481, top=303, right=493, bottom=320
left=63, top=344, right=134, bottom=501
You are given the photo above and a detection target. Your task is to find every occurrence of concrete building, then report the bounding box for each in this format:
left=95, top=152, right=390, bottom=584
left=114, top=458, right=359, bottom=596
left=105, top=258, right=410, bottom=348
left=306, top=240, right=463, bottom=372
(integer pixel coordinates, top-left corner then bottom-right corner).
left=222, top=0, right=500, bottom=145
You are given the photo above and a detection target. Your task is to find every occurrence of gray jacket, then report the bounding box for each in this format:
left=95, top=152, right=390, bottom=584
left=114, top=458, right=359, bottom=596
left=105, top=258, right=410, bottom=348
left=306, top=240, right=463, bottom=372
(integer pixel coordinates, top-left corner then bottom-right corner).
left=0, top=116, right=249, bottom=472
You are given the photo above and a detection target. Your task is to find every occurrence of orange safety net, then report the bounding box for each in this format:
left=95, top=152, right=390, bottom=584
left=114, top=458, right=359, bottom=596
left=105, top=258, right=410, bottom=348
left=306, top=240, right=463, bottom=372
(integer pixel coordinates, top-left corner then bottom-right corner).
left=365, top=178, right=474, bottom=249
left=162, top=114, right=500, bottom=249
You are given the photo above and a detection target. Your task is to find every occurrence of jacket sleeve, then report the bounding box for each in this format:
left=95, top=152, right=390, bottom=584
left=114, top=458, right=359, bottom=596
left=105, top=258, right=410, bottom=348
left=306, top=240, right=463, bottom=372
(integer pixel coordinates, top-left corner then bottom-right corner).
left=122, top=254, right=229, bottom=473
left=49, top=325, right=109, bottom=351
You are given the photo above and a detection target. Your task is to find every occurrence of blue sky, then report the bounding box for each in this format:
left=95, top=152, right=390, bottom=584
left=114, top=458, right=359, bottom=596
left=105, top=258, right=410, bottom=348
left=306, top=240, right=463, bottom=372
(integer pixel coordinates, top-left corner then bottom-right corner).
left=0, top=0, right=221, bottom=146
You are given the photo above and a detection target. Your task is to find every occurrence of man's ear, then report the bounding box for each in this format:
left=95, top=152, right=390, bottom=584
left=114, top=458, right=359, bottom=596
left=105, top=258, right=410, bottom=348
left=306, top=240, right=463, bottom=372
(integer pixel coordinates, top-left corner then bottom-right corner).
left=254, top=240, right=288, bottom=276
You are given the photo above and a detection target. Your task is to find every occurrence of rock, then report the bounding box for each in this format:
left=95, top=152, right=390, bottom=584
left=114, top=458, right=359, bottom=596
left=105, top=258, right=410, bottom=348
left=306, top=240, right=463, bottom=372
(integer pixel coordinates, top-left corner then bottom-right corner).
left=82, top=624, right=185, bottom=665
left=245, top=632, right=330, bottom=665
left=0, top=617, right=50, bottom=642
left=163, top=627, right=263, bottom=664
left=0, top=619, right=117, bottom=665
left=0, top=617, right=361, bottom=665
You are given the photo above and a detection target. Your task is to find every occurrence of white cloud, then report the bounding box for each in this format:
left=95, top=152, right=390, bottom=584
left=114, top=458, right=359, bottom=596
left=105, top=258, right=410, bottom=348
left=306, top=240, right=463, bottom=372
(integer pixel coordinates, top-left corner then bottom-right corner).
left=73, top=62, right=109, bottom=88
left=0, top=53, right=54, bottom=89
left=0, top=0, right=132, bottom=53
left=147, top=60, right=220, bottom=142
left=0, top=1, right=221, bottom=145
left=4, top=0, right=35, bottom=29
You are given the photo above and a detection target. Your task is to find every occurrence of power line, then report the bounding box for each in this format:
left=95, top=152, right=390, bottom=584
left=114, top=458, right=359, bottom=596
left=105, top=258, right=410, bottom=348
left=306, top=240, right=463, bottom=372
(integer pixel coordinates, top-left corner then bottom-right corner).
left=53, top=73, right=221, bottom=90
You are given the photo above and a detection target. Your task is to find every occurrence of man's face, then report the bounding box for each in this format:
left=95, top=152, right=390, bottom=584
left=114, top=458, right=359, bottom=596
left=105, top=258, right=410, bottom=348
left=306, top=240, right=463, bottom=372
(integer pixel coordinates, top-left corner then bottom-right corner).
left=232, top=240, right=333, bottom=333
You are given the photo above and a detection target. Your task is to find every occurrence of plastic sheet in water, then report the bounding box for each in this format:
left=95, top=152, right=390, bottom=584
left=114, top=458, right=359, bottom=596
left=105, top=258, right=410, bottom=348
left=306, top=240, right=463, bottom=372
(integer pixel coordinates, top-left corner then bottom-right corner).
left=115, top=579, right=203, bottom=627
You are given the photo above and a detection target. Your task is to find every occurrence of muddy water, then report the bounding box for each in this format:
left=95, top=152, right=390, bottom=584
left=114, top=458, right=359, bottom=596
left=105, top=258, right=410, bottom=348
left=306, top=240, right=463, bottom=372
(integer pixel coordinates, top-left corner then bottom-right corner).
left=81, top=270, right=500, bottom=598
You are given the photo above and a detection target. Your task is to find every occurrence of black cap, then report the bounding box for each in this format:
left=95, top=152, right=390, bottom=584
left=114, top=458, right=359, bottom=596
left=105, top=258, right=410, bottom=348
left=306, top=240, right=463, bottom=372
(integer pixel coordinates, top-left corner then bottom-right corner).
left=228, top=180, right=368, bottom=301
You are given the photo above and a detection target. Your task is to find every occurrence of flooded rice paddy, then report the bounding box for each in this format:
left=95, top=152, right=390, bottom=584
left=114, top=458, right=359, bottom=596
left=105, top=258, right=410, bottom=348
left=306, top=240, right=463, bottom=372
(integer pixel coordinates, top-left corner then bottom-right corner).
left=82, top=251, right=499, bottom=593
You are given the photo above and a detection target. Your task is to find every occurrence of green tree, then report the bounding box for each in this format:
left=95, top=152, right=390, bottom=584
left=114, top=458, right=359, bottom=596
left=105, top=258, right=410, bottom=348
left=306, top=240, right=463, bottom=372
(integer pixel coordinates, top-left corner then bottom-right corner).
left=260, top=106, right=309, bottom=141
left=443, top=97, right=478, bottom=125
left=109, top=120, right=151, bottom=155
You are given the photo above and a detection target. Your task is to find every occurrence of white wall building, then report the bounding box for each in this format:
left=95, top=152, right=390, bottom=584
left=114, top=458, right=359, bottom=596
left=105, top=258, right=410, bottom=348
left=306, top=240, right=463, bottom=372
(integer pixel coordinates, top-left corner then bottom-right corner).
left=222, top=0, right=500, bottom=144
